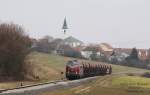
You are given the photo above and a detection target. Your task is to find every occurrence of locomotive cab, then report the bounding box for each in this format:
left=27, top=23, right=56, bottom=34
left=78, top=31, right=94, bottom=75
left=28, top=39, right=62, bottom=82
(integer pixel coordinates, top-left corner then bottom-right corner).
left=66, top=60, right=83, bottom=80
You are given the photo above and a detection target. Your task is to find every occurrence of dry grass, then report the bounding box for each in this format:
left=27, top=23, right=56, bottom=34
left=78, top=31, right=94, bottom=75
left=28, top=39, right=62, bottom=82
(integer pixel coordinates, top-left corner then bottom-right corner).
left=24, top=52, right=68, bottom=81
left=0, top=81, right=38, bottom=89
left=0, top=52, right=69, bottom=89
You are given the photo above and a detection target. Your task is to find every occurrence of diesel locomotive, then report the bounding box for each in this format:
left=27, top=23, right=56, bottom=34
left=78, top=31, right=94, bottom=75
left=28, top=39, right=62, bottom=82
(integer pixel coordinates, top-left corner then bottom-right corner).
left=66, top=60, right=112, bottom=80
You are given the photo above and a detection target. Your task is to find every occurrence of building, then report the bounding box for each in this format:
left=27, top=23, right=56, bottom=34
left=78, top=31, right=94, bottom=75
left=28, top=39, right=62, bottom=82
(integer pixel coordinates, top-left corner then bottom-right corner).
left=99, top=43, right=114, bottom=57
left=81, top=45, right=102, bottom=59
left=81, top=43, right=114, bottom=59
left=64, top=36, right=83, bottom=47
left=109, top=51, right=129, bottom=63
left=114, top=48, right=149, bottom=61
left=138, top=49, right=149, bottom=61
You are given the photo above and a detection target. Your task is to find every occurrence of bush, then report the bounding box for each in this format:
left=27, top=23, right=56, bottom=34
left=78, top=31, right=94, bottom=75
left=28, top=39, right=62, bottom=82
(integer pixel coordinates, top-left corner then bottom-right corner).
left=141, top=72, right=150, bottom=78
left=90, top=51, right=97, bottom=61
left=126, top=73, right=135, bottom=76
left=123, top=48, right=147, bottom=68
left=0, top=23, right=32, bottom=79
left=64, top=50, right=82, bottom=58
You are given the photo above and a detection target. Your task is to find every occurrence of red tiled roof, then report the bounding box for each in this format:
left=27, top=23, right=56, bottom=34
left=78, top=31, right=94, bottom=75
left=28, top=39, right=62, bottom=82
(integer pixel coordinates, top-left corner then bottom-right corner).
left=82, top=45, right=102, bottom=52
left=114, top=48, right=132, bottom=54
left=100, top=43, right=113, bottom=52
left=100, top=43, right=113, bottom=49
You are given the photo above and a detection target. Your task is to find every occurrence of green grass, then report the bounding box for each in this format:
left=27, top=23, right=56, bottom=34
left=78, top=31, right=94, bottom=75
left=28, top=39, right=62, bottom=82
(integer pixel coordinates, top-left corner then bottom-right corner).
left=41, top=75, right=150, bottom=95
left=26, top=52, right=67, bottom=71
left=112, top=76, right=150, bottom=88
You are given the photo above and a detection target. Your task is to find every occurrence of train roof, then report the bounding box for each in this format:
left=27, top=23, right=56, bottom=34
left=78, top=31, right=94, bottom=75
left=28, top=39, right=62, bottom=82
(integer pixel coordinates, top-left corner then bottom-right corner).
left=67, top=60, right=111, bottom=66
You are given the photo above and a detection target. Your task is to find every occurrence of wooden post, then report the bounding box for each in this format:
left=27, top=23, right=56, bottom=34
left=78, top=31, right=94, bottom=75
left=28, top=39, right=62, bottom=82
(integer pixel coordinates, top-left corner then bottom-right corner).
left=61, top=72, right=64, bottom=80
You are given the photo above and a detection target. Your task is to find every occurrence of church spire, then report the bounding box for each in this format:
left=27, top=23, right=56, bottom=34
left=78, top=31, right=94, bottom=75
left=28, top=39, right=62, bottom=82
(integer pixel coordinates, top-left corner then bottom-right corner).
left=62, top=17, right=68, bottom=34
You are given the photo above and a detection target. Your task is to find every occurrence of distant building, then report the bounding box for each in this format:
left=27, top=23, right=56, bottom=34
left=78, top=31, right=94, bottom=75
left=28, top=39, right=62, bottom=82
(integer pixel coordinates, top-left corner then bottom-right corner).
left=81, top=43, right=114, bottom=59
left=114, top=48, right=149, bottom=61
left=99, top=43, right=114, bottom=57
left=100, top=43, right=113, bottom=52
left=64, top=36, right=83, bottom=47
left=138, top=49, right=149, bottom=61
left=81, top=45, right=101, bottom=59
left=109, top=51, right=129, bottom=63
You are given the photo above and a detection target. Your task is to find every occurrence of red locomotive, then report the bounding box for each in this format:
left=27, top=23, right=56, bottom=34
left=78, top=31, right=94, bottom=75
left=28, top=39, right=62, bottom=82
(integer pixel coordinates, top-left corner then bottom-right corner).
left=66, top=60, right=112, bottom=80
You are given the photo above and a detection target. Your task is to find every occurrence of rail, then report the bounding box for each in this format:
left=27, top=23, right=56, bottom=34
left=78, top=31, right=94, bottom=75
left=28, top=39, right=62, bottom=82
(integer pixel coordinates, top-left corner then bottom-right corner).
left=0, top=79, right=67, bottom=93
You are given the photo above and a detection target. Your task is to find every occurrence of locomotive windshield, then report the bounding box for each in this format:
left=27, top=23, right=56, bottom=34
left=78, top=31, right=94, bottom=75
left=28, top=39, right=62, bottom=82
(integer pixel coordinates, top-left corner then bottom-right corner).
left=67, top=60, right=79, bottom=66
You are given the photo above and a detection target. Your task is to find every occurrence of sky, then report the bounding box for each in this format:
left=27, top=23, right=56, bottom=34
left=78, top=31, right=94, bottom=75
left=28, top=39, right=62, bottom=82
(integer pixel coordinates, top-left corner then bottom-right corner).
left=0, top=0, right=150, bottom=48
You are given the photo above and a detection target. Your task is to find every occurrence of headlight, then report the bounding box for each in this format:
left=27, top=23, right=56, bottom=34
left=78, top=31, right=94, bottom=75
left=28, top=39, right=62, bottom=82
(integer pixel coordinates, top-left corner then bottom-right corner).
left=76, top=72, right=78, bottom=74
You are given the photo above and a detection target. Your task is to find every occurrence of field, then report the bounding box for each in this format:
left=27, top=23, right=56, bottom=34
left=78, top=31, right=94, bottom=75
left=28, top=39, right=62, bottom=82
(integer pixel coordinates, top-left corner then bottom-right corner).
left=112, top=76, right=150, bottom=88
left=26, top=52, right=148, bottom=80
left=0, top=51, right=150, bottom=94
left=41, top=75, right=150, bottom=95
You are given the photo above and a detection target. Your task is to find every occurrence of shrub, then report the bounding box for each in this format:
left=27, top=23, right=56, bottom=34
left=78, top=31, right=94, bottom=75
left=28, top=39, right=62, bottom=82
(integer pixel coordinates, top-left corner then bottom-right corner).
left=142, top=72, right=150, bottom=78
left=64, top=50, right=82, bottom=58
left=0, top=23, right=32, bottom=79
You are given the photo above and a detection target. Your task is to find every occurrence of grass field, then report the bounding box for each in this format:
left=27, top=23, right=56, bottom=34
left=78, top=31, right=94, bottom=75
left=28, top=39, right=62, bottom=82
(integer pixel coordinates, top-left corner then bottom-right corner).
left=26, top=52, right=150, bottom=80
left=41, top=75, right=150, bottom=95
left=25, top=51, right=68, bottom=81
left=0, top=51, right=150, bottom=92
left=112, top=76, right=150, bottom=88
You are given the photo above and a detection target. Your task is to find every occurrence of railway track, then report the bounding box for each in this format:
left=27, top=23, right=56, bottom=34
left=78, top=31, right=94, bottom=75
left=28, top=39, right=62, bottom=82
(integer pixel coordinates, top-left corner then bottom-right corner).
left=0, top=71, right=147, bottom=95
left=0, top=79, right=66, bottom=93
left=0, top=76, right=98, bottom=95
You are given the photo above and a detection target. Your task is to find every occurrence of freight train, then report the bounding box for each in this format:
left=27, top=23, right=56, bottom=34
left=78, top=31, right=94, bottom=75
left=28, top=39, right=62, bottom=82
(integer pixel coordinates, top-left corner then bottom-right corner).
left=66, top=60, right=112, bottom=80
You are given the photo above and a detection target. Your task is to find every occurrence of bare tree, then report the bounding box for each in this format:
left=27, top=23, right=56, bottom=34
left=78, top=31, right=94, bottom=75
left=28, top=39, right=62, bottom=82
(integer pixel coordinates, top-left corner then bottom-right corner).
left=0, top=23, right=32, bottom=80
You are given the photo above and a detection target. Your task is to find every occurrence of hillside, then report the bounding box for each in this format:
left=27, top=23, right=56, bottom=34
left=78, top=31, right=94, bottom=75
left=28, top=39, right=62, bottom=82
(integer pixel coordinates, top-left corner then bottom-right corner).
left=25, top=52, right=150, bottom=80
left=24, top=52, right=67, bottom=81
left=0, top=51, right=150, bottom=91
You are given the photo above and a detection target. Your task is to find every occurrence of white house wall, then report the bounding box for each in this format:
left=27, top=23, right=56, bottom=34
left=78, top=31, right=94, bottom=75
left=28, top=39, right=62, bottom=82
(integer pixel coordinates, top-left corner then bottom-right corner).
left=81, top=51, right=93, bottom=59
left=65, top=42, right=82, bottom=47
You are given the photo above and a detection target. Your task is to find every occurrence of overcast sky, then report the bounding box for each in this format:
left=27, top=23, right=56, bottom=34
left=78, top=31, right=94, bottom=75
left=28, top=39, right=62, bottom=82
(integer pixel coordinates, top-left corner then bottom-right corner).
left=0, top=0, right=150, bottom=48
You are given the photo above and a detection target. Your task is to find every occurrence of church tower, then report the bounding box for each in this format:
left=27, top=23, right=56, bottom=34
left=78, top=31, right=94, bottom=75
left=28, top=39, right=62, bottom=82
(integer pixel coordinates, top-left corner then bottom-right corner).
left=62, top=17, right=68, bottom=34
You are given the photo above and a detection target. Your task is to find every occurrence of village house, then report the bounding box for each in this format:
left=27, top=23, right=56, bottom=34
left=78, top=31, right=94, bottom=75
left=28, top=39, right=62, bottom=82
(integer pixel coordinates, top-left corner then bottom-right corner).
left=99, top=43, right=114, bottom=57
left=81, top=43, right=114, bottom=59
left=81, top=45, right=102, bottom=59
left=64, top=36, right=83, bottom=47
left=112, top=48, right=149, bottom=61
left=138, top=49, right=149, bottom=61
left=109, top=50, right=130, bottom=63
